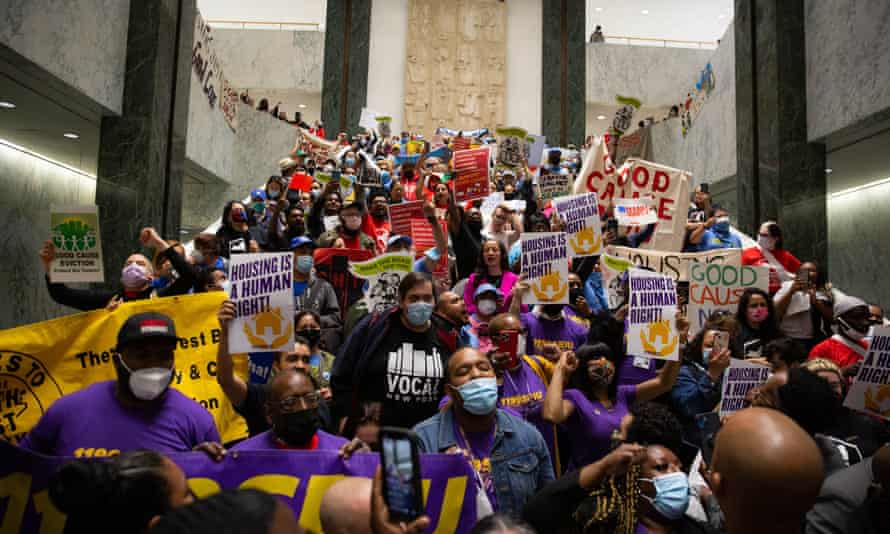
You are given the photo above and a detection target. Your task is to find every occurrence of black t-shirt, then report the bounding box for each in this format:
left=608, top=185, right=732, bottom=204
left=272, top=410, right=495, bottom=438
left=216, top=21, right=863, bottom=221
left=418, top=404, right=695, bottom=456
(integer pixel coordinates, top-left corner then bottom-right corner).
left=234, top=383, right=334, bottom=438
left=361, top=318, right=448, bottom=428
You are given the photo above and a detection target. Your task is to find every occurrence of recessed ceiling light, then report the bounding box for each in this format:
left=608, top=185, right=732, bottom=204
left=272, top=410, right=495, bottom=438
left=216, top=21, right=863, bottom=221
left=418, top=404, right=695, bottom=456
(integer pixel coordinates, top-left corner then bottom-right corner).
left=641, top=9, right=649, bottom=15
left=596, top=115, right=607, bottom=120
left=0, top=101, right=15, bottom=109
left=63, top=132, right=80, bottom=139
left=298, top=104, right=307, bottom=109
left=825, top=168, right=833, bottom=174
left=594, top=7, right=603, bottom=12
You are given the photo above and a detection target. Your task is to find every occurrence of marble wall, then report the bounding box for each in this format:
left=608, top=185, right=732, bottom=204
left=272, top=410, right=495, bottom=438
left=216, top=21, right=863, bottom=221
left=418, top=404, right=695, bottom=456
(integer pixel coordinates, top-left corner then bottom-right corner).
left=806, top=0, right=890, bottom=142
left=211, top=29, right=324, bottom=93
left=586, top=43, right=712, bottom=108
left=542, top=0, right=586, bottom=146
left=321, top=0, right=371, bottom=136
left=0, top=0, right=130, bottom=115
left=0, top=142, right=96, bottom=329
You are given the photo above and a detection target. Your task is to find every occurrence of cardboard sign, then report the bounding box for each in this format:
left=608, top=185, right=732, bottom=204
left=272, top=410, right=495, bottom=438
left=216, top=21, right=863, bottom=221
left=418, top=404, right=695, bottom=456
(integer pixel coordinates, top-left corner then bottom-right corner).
left=453, top=147, right=491, bottom=202
left=495, top=127, right=528, bottom=168
left=349, top=253, right=414, bottom=314
left=606, top=246, right=742, bottom=282
left=520, top=232, right=569, bottom=304
left=538, top=169, right=571, bottom=199
left=227, top=253, right=295, bottom=353
left=553, top=192, right=603, bottom=257
left=313, top=248, right=373, bottom=318
left=719, top=360, right=771, bottom=416
left=626, top=267, right=680, bottom=360
left=526, top=134, right=547, bottom=168
left=844, top=327, right=890, bottom=420
left=49, top=205, right=104, bottom=283
left=688, top=263, right=769, bottom=336
left=615, top=197, right=657, bottom=226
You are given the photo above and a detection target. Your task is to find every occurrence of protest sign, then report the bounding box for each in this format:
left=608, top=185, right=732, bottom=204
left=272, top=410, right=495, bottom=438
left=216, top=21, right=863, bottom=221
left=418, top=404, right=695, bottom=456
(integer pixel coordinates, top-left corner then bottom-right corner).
left=526, top=134, right=546, bottom=167
left=349, top=253, right=414, bottom=314
left=314, top=248, right=373, bottom=319
left=538, top=169, right=570, bottom=199
left=719, top=360, right=771, bottom=416
left=357, top=166, right=382, bottom=187
left=844, top=327, right=890, bottom=420
left=495, top=127, right=528, bottom=168
left=389, top=200, right=436, bottom=253
left=521, top=232, right=569, bottom=304
left=615, top=197, right=657, bottom=226
left=227, top=253, right=294, bottom=354
left=0, top=442, right=478, bottom=534
left=323, top=215, right=340, bottom=232
left=49, top=205, right=104, bottom=283
left=606, top=246, right=742, bottom=282
left=359, top=107, right=380, bottom=130
left=553, top=192, right=603, bottom=257
left=452, top=147, right=491, bottom=202
left=573, top=135, right=616, bottom=195
left=688, top=263, right=769, bottom=337
left=600, top=253, right=634, bottom=309
left=626, top=268, right=680, bottom=361
left=0, top=292, right=247, bottom=445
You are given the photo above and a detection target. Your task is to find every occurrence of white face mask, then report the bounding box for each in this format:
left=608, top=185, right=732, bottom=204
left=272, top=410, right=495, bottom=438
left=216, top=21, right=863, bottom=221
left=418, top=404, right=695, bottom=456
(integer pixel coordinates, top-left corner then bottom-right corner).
left=758, top=235, right=776, bottom=251
left=838, top=317, right=867, bottom=342
left=119, top=356, right=173, bottom=400
left=477, top=299, right=498, bottom=316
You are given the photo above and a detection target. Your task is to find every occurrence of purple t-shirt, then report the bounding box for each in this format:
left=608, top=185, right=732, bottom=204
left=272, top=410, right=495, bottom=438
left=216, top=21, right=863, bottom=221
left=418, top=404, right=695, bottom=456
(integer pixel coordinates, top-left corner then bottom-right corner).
left=19, top=381, right=219, bottom=457
left=453, top=418, right=498, bottom=510
left=499, top=360, right=559, bottom=473
left=563, top=385, right=636, bottom=469
left=616, top=355, right=657, bottom=387
left=232, top=429, right=348, bottom=451
left=520, top=312, right=588, bottom=356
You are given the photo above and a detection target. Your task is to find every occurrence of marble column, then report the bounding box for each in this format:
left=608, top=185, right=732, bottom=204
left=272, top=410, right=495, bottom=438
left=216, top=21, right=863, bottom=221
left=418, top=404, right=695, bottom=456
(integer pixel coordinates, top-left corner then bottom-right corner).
left=322, top=0, right=371, bottom=138
left=95, top=0, right=196, bottom=284
left=541, top=0, right=586, bottom=146
left=734, top=0, right=827, bottom=267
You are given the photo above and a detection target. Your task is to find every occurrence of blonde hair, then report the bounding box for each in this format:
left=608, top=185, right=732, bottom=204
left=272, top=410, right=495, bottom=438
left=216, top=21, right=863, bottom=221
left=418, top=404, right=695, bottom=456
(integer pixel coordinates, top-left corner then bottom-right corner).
left=801, top=358, right=843, bottom=381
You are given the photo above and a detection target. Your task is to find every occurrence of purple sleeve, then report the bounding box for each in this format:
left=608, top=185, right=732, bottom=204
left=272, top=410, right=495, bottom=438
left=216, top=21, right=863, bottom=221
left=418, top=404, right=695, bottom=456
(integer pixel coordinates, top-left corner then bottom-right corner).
left=617, top=384, right=637, bottom=407
left=18, top=402, right=63, bottom=454
left=464, top=274, right=478, bottom=315
left=195, top=408, right=221, bottom=445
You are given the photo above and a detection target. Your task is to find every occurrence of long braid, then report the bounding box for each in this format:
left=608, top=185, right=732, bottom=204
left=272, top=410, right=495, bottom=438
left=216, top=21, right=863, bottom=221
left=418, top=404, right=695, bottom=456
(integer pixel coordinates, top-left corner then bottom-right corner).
left=573, top=464, right=641, bottom=534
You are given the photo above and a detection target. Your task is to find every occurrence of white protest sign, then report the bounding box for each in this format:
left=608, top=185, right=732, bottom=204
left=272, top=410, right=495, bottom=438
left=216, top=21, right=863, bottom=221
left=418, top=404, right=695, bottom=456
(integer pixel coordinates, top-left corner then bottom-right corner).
left=601, top=253, right=634, bottom=309
left=626, top=268, right=680, bottom=360
left=553, top=192, right=603, bottom=258
left=348, top=253, right=414, bottom=314
left=719, top=360, right=771, bottom=416
left=521, top=232, right=569, bottom=304
left=538, top=169, right=571, bottom=199
left=606, top=246, right=741, bottom=282
left=49, top=205, right=104, bottom=283
left=228, top=253, right=295, bottom=353
left=688, top=263, right=769, bottom=337
left=615, top=197, right=657, bottom=226
left=480, top=191, right=505, bottom=226
left=323, top=215, right=340, bottom=232
left=844, top=328, right=890, bottom=420
left=359, top=107, right=380, bottom=130
left=526, top=135, right=546, bottom=167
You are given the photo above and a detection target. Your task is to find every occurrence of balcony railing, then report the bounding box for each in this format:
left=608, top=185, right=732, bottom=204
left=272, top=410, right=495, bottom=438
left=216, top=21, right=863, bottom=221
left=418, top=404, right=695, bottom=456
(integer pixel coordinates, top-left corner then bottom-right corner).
left=204, top=19, right=322, bottom=31
left=596, top=35, right=718, bottom=50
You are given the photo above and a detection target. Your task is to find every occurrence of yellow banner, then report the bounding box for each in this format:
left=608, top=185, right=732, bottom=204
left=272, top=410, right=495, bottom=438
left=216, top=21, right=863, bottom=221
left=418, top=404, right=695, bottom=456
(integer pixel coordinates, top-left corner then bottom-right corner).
left=0, top=292, right=249, bottom=445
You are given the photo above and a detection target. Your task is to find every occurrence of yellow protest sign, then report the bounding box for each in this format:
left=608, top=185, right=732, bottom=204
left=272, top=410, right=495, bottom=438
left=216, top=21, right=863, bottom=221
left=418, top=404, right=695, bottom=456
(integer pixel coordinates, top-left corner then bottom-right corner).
left=0, top=292, right=248, bottom=445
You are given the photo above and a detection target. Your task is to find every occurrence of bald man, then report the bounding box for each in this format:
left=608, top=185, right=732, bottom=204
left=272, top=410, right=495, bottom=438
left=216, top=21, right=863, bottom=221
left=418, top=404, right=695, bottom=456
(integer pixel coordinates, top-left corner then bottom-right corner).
left=432, top=290, right=479, bottom=351
left=320, top=477, right=373, bottom=534
left=709, top=407, right=824, bottom=534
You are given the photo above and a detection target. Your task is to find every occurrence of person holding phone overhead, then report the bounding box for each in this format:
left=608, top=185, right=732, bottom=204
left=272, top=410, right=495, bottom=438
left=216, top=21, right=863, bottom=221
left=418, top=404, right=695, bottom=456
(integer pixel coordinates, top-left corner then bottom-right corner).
left=413, top=347, right=555, bottom=517
left=773, top=261, right=834, bottom=353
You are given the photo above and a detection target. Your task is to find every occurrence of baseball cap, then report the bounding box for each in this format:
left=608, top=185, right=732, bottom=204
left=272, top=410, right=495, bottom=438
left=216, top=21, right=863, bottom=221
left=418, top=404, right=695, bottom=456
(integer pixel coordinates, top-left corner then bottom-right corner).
left=251, top=189, right=266, bottom=201
left=474, top=283, right=503, bottom=299
left=289, top=236, right=315, bottom=250
left=387, top=235, right=413, bottom=249
left=279, top=157, right=298, bottom=171
left=117, top=312, right=179, bottom=349
left=341, top=200, right=364, bottom=212
left=834, top=295, right=867, bottom=317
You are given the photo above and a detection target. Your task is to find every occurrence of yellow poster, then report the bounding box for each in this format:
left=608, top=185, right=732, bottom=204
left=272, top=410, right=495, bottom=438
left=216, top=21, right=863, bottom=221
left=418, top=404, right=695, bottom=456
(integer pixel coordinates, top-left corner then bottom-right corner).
left=0, top=292, right=248, bottom=445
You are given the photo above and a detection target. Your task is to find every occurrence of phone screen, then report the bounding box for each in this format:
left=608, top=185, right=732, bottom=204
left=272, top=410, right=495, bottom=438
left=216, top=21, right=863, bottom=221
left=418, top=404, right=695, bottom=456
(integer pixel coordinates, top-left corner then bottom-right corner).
left=494, top=330, right=519, bottom=369
left=381, top=432, right=422, bottom=520
left=712, top=331, right=729, bottom=354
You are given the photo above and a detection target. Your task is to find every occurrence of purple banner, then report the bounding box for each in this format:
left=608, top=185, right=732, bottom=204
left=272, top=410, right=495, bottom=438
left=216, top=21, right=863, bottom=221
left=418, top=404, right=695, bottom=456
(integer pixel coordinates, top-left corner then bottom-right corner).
left=0, top=442, right=477, bottom=534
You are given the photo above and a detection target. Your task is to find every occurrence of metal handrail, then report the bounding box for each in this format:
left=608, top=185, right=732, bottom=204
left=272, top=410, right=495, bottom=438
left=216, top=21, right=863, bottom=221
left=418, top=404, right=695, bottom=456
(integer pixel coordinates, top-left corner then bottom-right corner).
left=595, top=34, right=718, bottom=49
left=204, top=19, right=322, bottom=31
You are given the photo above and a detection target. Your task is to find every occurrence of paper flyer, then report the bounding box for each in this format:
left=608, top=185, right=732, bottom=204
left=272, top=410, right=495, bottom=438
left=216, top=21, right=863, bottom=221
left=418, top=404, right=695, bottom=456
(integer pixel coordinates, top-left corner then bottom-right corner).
left=538, top=169, right=571, bottom=200
left=49, top=205, right=104, bottom=283
left=453, top=147, right=491, bottom=202
left=626, top=267, right=680, bottom=360
left=719, top=359, right=771, bottom=416
left=227, top=253, right=295, bottom=353
left=349, top=253, right=414, bottom=314
left=520, top=232, right=569, bottom=304
left=615, top=197, right=658, bottom=226
left=553, top=192, right=603, bottom=257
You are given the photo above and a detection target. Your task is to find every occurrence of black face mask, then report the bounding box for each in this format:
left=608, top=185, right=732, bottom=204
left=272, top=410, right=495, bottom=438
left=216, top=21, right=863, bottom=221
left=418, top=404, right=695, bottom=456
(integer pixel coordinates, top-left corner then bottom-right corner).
left=569, top=287, right=584, bottom=307
left=541, top=304, right=564, bottom=318
left=296, top=328, right=321, bottom=347
left=288, top=222, right=306, bottom=237
left=272, top=409, right=320, bottom=446
left=467, top=220, right=483, bottom=233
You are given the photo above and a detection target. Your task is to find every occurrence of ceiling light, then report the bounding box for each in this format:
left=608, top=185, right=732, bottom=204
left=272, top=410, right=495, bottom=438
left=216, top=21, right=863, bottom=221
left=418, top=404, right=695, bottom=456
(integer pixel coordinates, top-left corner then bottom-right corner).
left=641, top=9, right=649, bottom=15
left=298, top=104, right=307, bottom=109
left=718, top=14, right=726, bottom=18
left=0, top=101, right=15, bottom=109
left=63, top=132, right=80, bottom=139
left=594, top=7, right=603, bottom=12
left=825, top=168, right=833, bottom=174
left=596, top=115, right=607, bottom=120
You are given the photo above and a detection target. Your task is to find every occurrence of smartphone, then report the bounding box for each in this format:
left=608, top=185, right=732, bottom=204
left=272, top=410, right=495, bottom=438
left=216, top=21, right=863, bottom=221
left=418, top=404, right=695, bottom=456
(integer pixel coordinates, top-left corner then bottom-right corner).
left=712, top=330, right=729, bottom=355
left=699, top=182, right=709, bottom=194
left=607, top=218, right=619, bottom=233
left=695, top=412, right=722, bottom=466
left=494, top=330, right=520, bottom=369
left=796, top=267, right=812, bottom=285
left=379, top=427, right=424, bottom=522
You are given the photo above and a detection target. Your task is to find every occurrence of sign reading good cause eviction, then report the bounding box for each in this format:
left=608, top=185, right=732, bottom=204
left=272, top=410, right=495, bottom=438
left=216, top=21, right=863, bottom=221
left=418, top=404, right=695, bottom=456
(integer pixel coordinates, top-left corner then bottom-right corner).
left=521, top=232, right=569, bottom=304
left=553, top=192, right=603, bottom=257
left=228, top=253, right=294, bottom=353
left=688, top=263, right=769, bottom=335
left=349, top=253, right=414, bottom=314
left=844, top=327, right=890, bottom=420
left=49, top=205, right=104, bottom=283
left=627, top=268, right=680, bottom=360
left=719, top=360, right=770, bottom=416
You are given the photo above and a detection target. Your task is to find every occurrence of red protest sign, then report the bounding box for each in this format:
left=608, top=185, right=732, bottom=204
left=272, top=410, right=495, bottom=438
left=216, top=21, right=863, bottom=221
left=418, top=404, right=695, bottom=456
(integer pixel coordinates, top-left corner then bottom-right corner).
left=288, top=172, right=313, bottom=192
left=313, top=248, right=373, bottom=318
left=452, top=147, right=490, bottom=202
left=389, top=200, right=425, bottom=236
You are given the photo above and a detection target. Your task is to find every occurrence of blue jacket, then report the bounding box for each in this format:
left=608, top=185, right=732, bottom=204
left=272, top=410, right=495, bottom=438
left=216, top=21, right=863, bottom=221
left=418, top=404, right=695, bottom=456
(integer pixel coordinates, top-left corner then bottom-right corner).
left=670, top=360, right=723, bottom=447
left=413, top=407, right=555, bottom=517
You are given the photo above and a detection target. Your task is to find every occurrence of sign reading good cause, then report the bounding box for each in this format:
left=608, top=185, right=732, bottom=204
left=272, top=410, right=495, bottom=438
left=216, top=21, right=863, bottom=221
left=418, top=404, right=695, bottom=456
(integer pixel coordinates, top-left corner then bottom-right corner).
left=615, top=197, right=657, bottom=226
left=521, top=232, right=569, bottom=304
left=49, top=205, right=104, bottom=283
left=844, top=327, right=890, bottom=420
left=228, top=253, right=294, bottom=353
left=627, top=268, right=680, bottom=360
left=607, top=246, right=741, bottom=282
left=553, top=192, right=603, bottom=257
left=719, top=360, right=770, bottom=416
left=688, top=263, right=769, bottom=335
left=349, top=253, right=414, bottom=314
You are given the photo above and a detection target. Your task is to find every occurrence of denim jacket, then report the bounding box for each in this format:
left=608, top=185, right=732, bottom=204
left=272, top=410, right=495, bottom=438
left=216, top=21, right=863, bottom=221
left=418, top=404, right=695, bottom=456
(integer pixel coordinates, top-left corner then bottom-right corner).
left=413, top=407, right=555, bottom=517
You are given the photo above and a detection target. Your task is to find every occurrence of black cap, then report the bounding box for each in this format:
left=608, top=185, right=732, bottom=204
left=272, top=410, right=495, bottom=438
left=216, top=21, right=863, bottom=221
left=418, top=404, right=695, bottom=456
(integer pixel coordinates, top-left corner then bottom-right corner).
left=117, top=312, right=179, bottom=349
left=340, top=200, right=364, bottom=212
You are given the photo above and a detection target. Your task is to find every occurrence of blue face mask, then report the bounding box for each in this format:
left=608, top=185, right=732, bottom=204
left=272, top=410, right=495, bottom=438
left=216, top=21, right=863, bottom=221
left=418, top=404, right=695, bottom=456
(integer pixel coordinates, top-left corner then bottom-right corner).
left=296, top=255, right=314, bottom=274
left=345, top=158, right=356, bottom=167
left=640, top=472, right=690, bottom=520
left=701, top=348, right=711, bottom=366
left=713, top=216, right=730, bottom=234
left=455, top=377, right=498, bottom=415
left=380, top=170, right=392, bottom=185
left=405, top=302, right=434, bottom=326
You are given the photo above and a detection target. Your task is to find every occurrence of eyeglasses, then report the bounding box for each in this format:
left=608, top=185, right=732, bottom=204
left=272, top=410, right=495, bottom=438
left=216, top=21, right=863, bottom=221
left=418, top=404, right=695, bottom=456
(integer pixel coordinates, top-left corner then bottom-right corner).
left=272, top=391, right=321, bottom=412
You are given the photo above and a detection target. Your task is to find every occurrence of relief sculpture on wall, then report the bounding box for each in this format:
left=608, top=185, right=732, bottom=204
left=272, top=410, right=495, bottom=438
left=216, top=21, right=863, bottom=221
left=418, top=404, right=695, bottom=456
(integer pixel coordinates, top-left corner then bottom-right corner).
left=403, top=0, right=507, bottom=136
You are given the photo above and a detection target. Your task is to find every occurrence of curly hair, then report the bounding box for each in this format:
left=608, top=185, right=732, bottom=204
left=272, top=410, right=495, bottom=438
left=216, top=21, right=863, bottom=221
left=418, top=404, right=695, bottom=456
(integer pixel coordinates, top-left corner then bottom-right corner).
left=778, top=367, right=838, bottom=435
left=625, top=401, right=683, bottom=453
